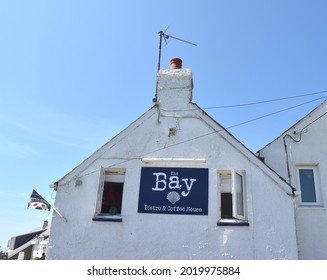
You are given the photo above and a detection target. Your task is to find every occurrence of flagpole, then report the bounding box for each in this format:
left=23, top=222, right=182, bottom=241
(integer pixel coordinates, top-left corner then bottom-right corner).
left=28, top=189, right=68, bottom=222
left=51, top=205, right=68, bottom=223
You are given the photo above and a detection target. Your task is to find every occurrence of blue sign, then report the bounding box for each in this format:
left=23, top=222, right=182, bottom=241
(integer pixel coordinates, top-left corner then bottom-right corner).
left=138, top=167, right=208, bottom=215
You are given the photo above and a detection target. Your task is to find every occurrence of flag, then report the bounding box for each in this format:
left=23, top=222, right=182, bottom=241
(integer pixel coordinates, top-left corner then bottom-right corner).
left=27, top=190, right=51, bottom=211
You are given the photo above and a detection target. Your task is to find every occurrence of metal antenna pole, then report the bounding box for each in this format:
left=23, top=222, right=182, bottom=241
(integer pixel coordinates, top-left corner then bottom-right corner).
left=157, top=30, right=197, bottom=73
left=154, top=29, right=197, bottom=103
left=157, top=31, right=163, bottom=72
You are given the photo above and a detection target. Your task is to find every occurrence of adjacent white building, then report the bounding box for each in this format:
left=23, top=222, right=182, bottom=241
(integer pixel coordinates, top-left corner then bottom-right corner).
left=258, top=99, right=327, bottom=259
left=47, top=59, right=298, bottom=260
left=5, top=221, right=49, bottom=260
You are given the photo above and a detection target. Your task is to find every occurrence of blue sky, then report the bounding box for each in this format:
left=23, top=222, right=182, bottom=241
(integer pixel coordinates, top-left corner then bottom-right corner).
left=0, top=0, right=327, bottom=249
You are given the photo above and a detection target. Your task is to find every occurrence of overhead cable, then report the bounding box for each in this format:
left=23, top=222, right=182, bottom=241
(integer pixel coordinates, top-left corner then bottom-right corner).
left=224, top=95, right=327, bottom=130
left=203, top=90, right=327, bottom=110
left=162, top=89, right=327, bottom=112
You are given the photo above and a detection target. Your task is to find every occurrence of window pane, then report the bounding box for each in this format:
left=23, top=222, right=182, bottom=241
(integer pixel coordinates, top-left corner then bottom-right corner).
left=220, top=173, right=232, bottom=193
left=235, top=173, right=244, bottom=216
left=299, top=169, right=316, bottom=203
left=101, top=182, right=124, bottom=215
left=221, top=193, right=233, bottom=218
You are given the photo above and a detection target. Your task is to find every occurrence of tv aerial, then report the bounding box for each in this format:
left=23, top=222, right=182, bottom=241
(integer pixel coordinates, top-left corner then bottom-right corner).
left=157, top=27, right=197, bottom=72
left=154, top=28, right=197, bottom=103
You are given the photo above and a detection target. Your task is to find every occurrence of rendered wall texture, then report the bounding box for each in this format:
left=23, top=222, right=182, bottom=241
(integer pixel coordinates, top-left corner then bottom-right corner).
left=47, top=68, right=298, bottom=260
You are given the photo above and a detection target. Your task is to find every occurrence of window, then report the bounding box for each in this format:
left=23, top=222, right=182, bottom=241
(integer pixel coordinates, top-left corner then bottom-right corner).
left=297, top=165, right=321, bottom=206
left=218, top=170, right=248, bottom=226
left=93, top=167, right=125, bottom=222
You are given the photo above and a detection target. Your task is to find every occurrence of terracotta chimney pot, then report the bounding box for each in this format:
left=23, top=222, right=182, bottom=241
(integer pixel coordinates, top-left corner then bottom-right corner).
left=170, top=58, right=183, bottom=69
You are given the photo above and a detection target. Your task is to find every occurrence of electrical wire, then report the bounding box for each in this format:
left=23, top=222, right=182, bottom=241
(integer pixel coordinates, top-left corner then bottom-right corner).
left=203, top=90, right=327, bottom=110
left=224, top=95, right=327, bottom=130
left=161, top=89, right=327, bottom=112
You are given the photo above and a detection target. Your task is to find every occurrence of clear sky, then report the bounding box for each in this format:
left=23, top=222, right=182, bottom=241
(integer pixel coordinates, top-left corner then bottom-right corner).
left=0, top=0, right=327, bottom=249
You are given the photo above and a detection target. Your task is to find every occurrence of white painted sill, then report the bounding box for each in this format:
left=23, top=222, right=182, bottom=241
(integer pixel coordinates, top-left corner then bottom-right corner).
left=217, top=219, right=249, bottom=226
left=92, top=215, right=122, bottom=222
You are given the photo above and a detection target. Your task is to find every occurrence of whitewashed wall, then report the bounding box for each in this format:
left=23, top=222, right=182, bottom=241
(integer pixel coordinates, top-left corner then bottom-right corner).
left=259, top=100, right=327, bottom=259
left=47, top=68, right=298, bottom=260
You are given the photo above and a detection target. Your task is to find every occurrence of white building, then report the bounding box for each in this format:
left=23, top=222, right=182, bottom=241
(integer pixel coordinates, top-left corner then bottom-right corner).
left=5, top=221, right=49, bottom=260
left=258, top=99, right=327, bottom=259
left=47, top=59, right=298, bottom=260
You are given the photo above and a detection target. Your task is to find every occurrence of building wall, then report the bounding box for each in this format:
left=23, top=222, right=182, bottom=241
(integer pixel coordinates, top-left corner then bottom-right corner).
left=31, top=240, right=48, bottom=260
left=47, top=68, right=298, bottom=260
left=47, top=111, right=297, bottom=259
left=258, top=101, right=327, bottom=259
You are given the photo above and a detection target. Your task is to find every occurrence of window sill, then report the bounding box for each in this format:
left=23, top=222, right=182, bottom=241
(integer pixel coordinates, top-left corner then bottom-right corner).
left=217, top=219, right=249, bottom=226
left=92, top=216, right=122, bottom=222
left=298, top=204, right=323, bottom=208
left=297, top=206, right=325, bottom=211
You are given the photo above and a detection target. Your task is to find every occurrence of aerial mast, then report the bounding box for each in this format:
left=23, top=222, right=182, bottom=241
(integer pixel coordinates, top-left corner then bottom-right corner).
left=157, top=28, right=197, bottom=73
left=155, top=29, right=197, bottom=102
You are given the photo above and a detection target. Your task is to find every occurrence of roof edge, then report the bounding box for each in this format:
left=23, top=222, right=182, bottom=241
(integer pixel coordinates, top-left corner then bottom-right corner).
left=190, top=102, right=296, bottom=195
left=257, top=98, right=327, bottom=153
left=52, top=105, right=158, bottom=188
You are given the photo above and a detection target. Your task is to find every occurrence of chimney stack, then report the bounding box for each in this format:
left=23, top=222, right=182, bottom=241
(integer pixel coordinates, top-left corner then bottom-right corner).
left=156, top=58, right=193, bottom=110
left=170, top=58, right=183, bottom=69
